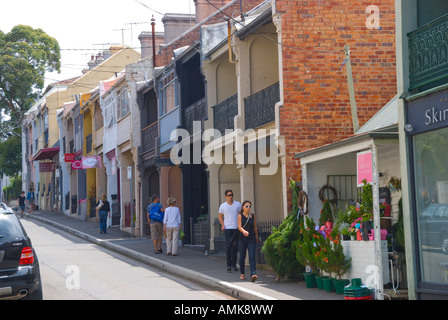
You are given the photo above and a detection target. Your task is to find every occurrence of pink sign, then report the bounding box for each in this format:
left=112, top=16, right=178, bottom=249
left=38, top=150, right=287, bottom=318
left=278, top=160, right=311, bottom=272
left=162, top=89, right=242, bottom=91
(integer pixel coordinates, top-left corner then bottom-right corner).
left=82, top=156, right=102, bottom=169
left=71, top=160, right=83, bottom=170
left=357, top=151, right=372, bottom=186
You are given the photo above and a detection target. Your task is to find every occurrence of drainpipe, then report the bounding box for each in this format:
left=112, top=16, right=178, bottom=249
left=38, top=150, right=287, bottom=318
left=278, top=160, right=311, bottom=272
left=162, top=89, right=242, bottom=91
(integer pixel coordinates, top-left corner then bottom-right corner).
left=225, top=17, right=236, bottom=64
left=151, top=16, right=156, bottom=68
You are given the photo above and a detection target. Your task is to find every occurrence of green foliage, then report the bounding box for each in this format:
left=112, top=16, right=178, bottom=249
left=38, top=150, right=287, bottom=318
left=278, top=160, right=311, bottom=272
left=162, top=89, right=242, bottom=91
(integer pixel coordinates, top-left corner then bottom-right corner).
left=262, top=179, right=305, bottom=279
left=295, top=216, right=321, bottom=273
left=0, top=25, right=61, bottom=123
left=0, top=25, right=60, bottom=176
left=0, top=134, right=21, bottom=177
left=2, top=175, right=22, bottom=201
left=392, top=197, right=405, bottom=252
left=319, top=199, right=333, bottom=226
left=325, top=228, right=351, bottom=279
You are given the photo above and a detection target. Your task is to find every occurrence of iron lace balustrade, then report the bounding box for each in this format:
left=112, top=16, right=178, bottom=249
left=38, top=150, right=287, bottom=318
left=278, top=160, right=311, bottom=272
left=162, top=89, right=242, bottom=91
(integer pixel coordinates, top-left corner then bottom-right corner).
left=244, top=82, right=279, bottom=129
left=85, top=133, right=92, bottom=154
left=408, top=13, right=448, bottom=90
left=141, top=121, right=158, bottom=153
left=183, top=97, right=206, bottom=136
left=212, top=93, right=238, bottom=135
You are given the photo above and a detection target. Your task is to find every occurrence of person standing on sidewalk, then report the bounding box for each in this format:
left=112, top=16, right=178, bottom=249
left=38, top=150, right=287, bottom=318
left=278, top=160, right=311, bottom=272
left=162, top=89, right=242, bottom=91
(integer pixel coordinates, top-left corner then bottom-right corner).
left=147, top=195, right=164, bottom=254
left=237, top=200, right=259, bottom=282
left=219, top=190, right=241, bottom=272
left=26, top=187, right=35, bottom=215
left=18, top=191, right=26, bottom=218
left=96, top=194, right=110, bottom=234
left=163, top=197, right=182, bottom=256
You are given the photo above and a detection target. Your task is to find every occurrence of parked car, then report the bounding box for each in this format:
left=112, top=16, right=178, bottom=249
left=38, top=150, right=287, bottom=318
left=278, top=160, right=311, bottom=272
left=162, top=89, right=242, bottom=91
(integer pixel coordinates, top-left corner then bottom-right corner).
left=0, top=203, right=43, bottom=300
left=419, top=203, right=448, bottom=255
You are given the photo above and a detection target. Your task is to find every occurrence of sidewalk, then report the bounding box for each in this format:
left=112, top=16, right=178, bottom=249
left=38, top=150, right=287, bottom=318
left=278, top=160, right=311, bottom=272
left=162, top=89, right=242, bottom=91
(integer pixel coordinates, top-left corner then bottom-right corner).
left=24, top=210, right=344, bottom=300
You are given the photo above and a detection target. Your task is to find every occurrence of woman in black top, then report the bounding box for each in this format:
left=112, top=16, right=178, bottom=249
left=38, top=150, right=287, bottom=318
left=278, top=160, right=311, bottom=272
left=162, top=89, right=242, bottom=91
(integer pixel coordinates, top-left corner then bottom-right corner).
left=96, top=193, right=110, bottom=234
left=237, top=200, right=259, bottom=282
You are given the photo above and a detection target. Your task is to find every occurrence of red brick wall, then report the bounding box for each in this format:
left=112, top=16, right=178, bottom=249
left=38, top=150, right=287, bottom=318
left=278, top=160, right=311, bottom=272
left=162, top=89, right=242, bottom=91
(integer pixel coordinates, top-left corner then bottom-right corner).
left=276, top=1, right=397, bottom=187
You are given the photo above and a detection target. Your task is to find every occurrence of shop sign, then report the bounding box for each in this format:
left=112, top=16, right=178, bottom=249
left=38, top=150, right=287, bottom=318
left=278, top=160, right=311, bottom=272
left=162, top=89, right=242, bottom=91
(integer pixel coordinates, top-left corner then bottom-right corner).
left=82, top=156, right=102, bottom=169
left=357, top=151, right=372, bottom=187
left=407, top=88, right=448, bottom=135
left=65, top=153, right=75, bottom=162
left=39, top=162, right=55, bottom=172
left=71, top=160, right=83, bottom=170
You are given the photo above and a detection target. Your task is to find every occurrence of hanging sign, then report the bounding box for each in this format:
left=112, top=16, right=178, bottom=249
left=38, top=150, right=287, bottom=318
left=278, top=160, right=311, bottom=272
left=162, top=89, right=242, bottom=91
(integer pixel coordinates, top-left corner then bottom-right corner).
left=39, top=162, right=55, bottom=172
left=65, top=153, right=75, bottom=162
left=357, top=150, right=372, bottom=187
left=71, top=160, right=83, bottom=170
left=82, top=156, right=102, bottom=169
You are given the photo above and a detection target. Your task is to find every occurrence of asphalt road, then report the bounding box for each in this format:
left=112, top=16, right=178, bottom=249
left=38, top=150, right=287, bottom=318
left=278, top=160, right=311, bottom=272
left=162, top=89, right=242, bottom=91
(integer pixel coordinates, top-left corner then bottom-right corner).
left=21, top=218, right=234, bottom=300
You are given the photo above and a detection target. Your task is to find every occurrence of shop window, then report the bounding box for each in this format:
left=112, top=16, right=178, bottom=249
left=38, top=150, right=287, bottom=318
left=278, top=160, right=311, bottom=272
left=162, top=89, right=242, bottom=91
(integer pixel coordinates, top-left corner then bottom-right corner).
left=412, top=126, right=448, bottom=284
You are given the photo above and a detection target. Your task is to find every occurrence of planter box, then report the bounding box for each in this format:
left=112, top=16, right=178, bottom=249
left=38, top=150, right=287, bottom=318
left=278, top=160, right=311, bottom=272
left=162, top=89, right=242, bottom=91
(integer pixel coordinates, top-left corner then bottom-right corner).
left=342, top=240, right=390, bottom=285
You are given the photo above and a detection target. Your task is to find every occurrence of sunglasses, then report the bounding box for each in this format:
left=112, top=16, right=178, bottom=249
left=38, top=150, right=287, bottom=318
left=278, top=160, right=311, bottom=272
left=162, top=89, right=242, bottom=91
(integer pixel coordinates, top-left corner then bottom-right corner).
left=244, top=205, right=252, bottom=208
left=226, top=194, right=234, bottom=197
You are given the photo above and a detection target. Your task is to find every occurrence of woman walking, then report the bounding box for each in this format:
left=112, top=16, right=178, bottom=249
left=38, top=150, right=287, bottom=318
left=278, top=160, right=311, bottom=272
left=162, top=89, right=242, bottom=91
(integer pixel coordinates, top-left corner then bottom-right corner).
left=163, top=197, right=182, bottom=256
left=237, top=200, right=259, bottom=282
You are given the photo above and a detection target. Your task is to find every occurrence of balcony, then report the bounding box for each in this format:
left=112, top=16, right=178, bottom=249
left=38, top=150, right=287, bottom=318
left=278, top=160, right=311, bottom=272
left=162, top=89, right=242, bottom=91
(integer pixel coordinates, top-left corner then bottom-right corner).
left=85, top=133, right=92, bottom=154
left=212, top=94, right=238, bottom=135
left=183, top=97, right=206, bottom=136
left=408, top=13, right=448, bottom=90
left=141, top=121, right=158, bottom=154
left=244, top=82, right=279, bottom=129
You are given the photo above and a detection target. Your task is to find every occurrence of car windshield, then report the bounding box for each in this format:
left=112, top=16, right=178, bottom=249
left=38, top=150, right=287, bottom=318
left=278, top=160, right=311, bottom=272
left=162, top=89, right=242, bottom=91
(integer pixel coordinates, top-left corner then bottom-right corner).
left=0, top=213, right=24, bottom=243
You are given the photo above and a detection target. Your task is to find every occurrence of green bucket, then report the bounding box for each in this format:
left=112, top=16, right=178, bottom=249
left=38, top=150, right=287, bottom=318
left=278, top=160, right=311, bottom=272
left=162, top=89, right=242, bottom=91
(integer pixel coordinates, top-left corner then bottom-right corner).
left=322, top=277, right=335, bottom=292
left=303, top=272, right=316, bottom=288
left=334, top=279, right=350, bottom=294
left=316, top=276, right=328, bottom=290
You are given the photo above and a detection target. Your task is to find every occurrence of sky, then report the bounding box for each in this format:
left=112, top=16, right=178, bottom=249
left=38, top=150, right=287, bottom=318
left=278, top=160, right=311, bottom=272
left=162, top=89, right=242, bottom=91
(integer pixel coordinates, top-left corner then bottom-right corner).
left=0, top=0, right=196, bottom=88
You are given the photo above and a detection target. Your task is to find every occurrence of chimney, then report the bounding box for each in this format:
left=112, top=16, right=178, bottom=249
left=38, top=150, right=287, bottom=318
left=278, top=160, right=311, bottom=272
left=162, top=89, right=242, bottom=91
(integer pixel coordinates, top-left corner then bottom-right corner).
left=138, top=31, right=164, bottom=60
left=194, top=0, right=233, bottom=23
left=161, top=13, right=196, bottom=43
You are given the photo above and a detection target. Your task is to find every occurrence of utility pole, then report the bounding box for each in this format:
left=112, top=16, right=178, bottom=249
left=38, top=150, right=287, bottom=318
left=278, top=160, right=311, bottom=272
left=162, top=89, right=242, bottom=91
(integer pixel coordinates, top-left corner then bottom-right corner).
left=344, top=45, right=359, bottom=133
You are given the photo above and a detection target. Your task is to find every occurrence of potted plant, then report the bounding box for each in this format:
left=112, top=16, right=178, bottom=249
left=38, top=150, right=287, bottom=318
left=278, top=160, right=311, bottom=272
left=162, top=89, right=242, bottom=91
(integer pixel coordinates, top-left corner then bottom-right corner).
left=262, top=179, right=305, bottom=281
left=295, top=216, right=320, bottom=288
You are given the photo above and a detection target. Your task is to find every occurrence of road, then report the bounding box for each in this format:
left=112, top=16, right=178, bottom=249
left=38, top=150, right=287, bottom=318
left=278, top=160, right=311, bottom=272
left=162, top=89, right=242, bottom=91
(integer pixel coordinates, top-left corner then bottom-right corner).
left=21, top=218, right=234, bottom=300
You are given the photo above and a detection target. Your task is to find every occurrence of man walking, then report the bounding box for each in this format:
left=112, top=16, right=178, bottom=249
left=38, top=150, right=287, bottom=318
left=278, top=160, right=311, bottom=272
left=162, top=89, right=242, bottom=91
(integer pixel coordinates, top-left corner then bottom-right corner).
left=147, top=195, right=164, bottom=254
left=219, top=190, right=241, bottom=272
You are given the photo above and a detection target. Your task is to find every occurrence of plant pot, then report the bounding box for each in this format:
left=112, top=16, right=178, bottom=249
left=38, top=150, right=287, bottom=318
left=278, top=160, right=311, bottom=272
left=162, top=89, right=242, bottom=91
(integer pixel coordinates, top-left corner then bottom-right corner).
left=334, top=278, right=350, bottom=294
left=303, top=272, right=316, bottom=288
left=315, top=275, right=327, bottom=290
left=322, top=277, right=335, bottom=292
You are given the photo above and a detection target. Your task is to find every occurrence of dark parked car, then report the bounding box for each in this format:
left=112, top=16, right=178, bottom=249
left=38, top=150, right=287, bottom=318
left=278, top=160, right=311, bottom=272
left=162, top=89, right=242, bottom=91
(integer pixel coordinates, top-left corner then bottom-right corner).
left=420, top=203, right=448, bottom=255
left=0, top=203, right=42, bottom=300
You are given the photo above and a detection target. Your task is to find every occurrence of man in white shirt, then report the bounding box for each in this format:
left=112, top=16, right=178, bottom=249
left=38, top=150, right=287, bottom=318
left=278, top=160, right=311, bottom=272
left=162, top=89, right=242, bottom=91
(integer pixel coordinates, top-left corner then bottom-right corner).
left=219, top=190, right=241, bottom=272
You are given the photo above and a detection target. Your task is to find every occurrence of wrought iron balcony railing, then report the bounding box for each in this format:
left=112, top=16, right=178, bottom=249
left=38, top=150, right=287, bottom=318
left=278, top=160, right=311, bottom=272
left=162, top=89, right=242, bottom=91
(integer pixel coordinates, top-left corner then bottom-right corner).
left=212, top=93, right=238, bottom=135
left=408, top=13, right=448, bottom=90
left=244, top=82, right=279, bottom=129
left=183, top=97, right=206, bottom=136
left=141, top=121, right=158, bottom=153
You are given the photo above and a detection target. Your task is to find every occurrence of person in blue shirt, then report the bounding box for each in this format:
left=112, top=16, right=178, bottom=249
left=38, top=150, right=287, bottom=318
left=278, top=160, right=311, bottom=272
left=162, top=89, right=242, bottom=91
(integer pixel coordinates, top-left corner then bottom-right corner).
left=147, top=195, right=164, bottom=254
left=26, top=188, right=35, bottom=215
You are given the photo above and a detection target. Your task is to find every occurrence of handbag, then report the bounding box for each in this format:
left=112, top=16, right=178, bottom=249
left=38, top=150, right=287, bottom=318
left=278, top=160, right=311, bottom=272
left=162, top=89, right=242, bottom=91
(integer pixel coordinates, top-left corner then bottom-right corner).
left=148, top=203, right=164, bottom=222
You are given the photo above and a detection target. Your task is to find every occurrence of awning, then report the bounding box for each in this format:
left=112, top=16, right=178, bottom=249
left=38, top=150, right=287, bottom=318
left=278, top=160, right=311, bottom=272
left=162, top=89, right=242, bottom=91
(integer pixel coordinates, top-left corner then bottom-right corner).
left=33, top=147, right=60, bottom=161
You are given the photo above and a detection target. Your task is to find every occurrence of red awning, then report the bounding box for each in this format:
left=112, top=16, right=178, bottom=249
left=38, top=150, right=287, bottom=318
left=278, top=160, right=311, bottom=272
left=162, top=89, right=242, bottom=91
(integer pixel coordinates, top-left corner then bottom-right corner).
left=33, top=147, right=60, bottom=161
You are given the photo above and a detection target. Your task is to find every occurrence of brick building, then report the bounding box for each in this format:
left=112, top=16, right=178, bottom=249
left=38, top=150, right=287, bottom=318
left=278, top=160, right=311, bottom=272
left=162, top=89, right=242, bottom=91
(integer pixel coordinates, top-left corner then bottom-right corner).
left=275, top=0, right=397, bottom=191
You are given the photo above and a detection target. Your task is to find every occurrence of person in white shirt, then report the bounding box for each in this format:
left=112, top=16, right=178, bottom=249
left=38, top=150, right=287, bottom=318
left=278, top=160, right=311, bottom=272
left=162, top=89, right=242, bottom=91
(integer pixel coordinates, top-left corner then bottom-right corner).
left=163, top=197, right=182, bottom=256
left=219, top=190, right=241, bottom=272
